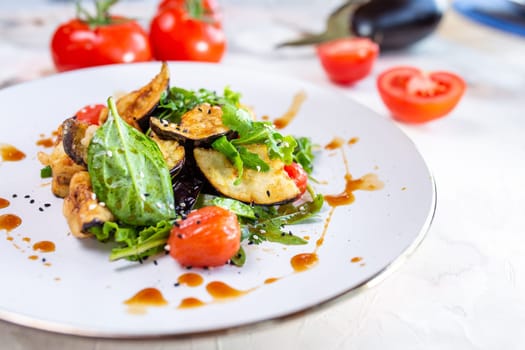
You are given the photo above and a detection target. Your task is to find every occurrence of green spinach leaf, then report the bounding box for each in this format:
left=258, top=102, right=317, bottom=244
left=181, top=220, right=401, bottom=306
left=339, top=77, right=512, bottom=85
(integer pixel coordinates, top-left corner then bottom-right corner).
left=88, top=97, right=175, bottom=226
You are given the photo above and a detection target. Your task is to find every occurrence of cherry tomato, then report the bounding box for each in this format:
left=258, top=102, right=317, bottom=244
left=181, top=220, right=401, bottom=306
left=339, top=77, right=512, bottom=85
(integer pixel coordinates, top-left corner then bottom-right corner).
left=168, top=206, right=241, bottom=268
left=75, top=104, right=106, bottom=125
left=50, top=1, right=152, bottom=72
left=377, top=66, right=466, bottom=123
left=149, top=2, right=226, bottom=62
left=284, top=162, right=308, bottom=196
left=316, top=37, right=379, bottom=85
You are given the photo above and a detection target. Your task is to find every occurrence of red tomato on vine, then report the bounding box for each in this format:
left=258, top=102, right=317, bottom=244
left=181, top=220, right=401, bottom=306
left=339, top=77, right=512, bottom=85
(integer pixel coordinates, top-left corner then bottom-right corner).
left=50, top=0, right=152, bottom=72
left=149, top=0, right=226, bottom=62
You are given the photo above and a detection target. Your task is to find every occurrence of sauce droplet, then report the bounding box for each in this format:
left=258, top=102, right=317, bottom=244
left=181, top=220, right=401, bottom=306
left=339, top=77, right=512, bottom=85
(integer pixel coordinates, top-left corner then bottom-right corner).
left=177, top=272, right=204, bottom=287
left=348, top=137, right=359, bottom=145
left=0, top=198, right=9, bottom=209
left=178, top=297, right=206, bottom=309
left=22, top=237, right=31, bottom=243
left=351, top=256, right=363, bottom=263
left=0, top=144, right=26, bottom=161
left=33, top=241, right=55, bottom=253
left=264, top=277, right=280, bottom=284
left=325, top=137, right=345, bottom=150
left=324, top=173, right=384, bottom=207
left=291, top=253, right=319, bottom=272
left=273, top=91, right=307, bottom=129
left=124, top=288, right=168, bottom=307
left=36, top=138, right=54, bottom=148
left=28, top=255, right=39, bottom=260
left=206, top=281, right=247, bottom=300
left=0, top=214, right=22, bottom=232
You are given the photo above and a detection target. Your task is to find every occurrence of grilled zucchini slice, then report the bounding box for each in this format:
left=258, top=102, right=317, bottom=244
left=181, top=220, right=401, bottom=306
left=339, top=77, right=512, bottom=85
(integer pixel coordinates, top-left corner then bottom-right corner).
left=194, top=144, right=300, bottom=205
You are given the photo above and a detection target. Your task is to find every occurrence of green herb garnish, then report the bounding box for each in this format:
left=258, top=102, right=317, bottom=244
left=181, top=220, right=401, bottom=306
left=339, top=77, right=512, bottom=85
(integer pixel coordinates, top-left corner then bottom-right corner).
left=40, top=165, right=52, bottom=178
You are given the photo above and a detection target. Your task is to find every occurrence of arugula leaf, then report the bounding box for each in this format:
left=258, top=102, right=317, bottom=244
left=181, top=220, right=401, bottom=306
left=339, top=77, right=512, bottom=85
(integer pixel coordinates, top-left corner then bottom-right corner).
left=195, top=194, right=256, bottom=219
left=212, top=135, right=244, bottom=184
left=157, top=86, right=240, bottom=123
left=213, top=104, right=298, bottom=183
left=242, top=193, right=324, bottom=245
left=90, top=220, right=173, bottom=261
left=88, top=97, right=175, bottom=226
left=238, top=146, right=270, bottom=171
left=293, top=136, right=315, bottom=174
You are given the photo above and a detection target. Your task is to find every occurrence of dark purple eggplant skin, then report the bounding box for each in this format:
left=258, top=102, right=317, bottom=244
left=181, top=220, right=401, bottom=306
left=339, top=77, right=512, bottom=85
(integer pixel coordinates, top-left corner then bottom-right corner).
left=351, top=0, right=444, bottom=50
left=171, top=154, right=205, bottom=216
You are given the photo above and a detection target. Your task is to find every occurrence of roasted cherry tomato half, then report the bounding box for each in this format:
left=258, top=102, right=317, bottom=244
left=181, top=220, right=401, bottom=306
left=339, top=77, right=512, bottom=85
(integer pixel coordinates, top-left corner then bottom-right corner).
left=284, top=162, right=308, bottom=196
left=168, top=206, right=241, bottom=268
left=50, top=1, right=152, bottom=72
left=377, top=66, right=466, bottom=123
left=75, top=104, right=106, bottom=125
left=316, top=37, right=379, bottom=85
left=149, top=1, right=226, bottom=62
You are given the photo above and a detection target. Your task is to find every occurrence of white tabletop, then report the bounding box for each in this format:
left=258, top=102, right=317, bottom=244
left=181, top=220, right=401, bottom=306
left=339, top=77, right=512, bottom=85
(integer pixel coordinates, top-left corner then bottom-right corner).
left=1, top=1, right=525, bottom=349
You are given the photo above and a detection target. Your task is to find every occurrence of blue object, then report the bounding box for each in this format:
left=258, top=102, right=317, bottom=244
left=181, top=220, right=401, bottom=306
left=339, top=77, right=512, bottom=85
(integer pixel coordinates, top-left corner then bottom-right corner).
left=453, top=0, right=525, bottom=37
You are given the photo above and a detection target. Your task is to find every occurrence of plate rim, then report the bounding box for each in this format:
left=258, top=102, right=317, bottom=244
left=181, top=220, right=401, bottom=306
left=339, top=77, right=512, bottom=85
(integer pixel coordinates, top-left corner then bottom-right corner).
left=0, top=61, right=437, bottom=338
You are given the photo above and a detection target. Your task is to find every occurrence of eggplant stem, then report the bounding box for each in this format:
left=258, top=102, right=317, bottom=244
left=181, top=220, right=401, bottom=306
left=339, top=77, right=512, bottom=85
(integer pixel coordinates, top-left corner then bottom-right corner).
left=276, top=0, right=371, bottom=48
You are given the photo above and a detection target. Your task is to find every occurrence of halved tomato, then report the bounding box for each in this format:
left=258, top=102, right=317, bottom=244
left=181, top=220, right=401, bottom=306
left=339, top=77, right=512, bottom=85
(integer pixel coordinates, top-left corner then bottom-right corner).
left=377, top=66, right=466, bottom=123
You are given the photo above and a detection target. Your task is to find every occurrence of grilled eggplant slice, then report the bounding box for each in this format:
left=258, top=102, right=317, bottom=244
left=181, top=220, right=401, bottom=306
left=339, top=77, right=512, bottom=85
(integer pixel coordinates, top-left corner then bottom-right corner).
left=63, top=171, right=115, bottom=238
left=61, top=117, right=98, bottom=166
left=150, top=131, right=185, bottom=176
left=100, top=62, right=170, bottom=130
left=150, top=103, right=232, bottom=146
left=194, top=144, right=301, bottom=205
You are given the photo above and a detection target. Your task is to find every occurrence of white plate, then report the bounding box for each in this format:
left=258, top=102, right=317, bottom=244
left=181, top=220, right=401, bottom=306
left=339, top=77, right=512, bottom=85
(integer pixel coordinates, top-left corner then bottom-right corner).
left=0, top=62, right=435, bottom=337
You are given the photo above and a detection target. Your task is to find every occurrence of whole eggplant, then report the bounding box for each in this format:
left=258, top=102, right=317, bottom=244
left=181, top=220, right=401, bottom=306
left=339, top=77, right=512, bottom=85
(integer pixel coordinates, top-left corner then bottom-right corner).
left=277, top=0, right=445, bottom=51
left=352, top=0, right=445, bottom=50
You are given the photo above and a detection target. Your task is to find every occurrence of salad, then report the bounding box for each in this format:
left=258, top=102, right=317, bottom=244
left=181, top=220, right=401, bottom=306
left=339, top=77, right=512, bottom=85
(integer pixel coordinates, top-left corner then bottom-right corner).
left=38, top=63, right=323, bottom=268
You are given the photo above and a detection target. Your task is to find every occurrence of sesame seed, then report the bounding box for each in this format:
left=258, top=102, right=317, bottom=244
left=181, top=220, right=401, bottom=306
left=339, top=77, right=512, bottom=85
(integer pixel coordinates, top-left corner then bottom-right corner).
left=30, top=199, right=35, bottom=204
left=38, top=207, right=44, bottom=212
left=88, top=203, right=97, bottom=210
left=12, top=194, right=17, bottom=198
left=24, top=195, right=30, bottom=198
left=153, top=260, right=158, bottom=266
left=266, top=190, right=271, bottom=197
left=44, top=203, right=51, bottom=207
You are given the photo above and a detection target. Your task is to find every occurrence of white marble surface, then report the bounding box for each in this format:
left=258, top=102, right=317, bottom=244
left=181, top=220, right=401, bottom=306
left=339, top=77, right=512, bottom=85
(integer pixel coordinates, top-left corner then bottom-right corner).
left=1, top=1, right=525, bottom=349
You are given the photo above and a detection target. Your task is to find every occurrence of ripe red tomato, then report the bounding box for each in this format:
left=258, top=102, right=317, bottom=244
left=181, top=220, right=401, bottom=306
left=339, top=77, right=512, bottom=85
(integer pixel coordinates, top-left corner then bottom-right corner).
left=158, top=0, right=220, bottom=15
left=50, top=2, right=152, bottom=72
left=316, top=37, right=379, bottom=85
left=75, top=104, right=106, bottom=125
left=284, top=162, right=308, bottom=196
left=377, top=66, right=466, bottom=123
left=149, top=2, right=226, bottom=62
left=168, top=206, right=241, bottom=268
